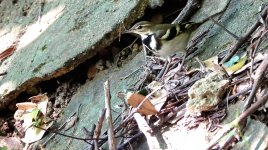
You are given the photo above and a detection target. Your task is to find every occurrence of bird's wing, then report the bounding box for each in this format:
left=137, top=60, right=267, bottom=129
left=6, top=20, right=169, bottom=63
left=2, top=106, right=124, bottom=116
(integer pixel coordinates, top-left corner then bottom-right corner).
left=153, top=24, right=181, bottom=41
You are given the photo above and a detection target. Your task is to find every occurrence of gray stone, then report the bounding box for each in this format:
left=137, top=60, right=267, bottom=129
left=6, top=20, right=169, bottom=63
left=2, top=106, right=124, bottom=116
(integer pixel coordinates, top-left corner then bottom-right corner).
left=190, top=0, right=263, bottom=60
left=0, top=0, right=148, bottom=109
left=222, top=100, right=268, bottom=149
left=36, top=0, right=267, bottom=149
left=1, top=0, right=267, bottom=149
left=36, top=52, right=145, bottom=149
left=233, top=118, right=268, bottom=150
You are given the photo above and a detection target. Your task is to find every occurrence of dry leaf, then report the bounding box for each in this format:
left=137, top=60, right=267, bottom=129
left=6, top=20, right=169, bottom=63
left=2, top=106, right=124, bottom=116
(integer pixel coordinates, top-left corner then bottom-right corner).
left=14, top=93, right=50, bottom=144
left=127, top=92, right=158, bottom=115
left=235, top=81, right=251, bottom=94
left=21, top=122, right=53, bottom=144
left=29, top=93, right=47, bottom=103
left=163, top=63, right=182, bottom=82
left=147, top=81, right=167, bottom=112
left=16, top=102, right=37, bottom=111
left=14, top=110, right=26, bottom=121
left=203, top=56, right=226, bottom=75
left=29, top=93, right=49, bottom=114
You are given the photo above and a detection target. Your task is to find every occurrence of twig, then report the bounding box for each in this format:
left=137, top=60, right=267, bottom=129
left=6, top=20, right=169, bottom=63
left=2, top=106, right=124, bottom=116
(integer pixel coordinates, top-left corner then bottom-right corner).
left=206, top=55, right=268, bottom=149
left=156, top=57, right=171, bottom=80
left=194, top=57, right=206, bottom=72
left=35, top=125, right=107, bottom=141
left=38, top=0, right=45, bottom=24
left=94, top=109, right=106, bottom=150
left=172, top=76, right=201, bottom=95
left=243, top=54, right=268, bottom=110
left=82, top=125, right=95, bottom=147
left=221, top=85, right=252, bottom=106
left=220, top=6, right=268, bottom=64
left=249, top=30, right=268, bottom=77
left=159, top=102, right=186, bottom=124
left=66, top=104, right=82, bottom=149
left=64, top=104, right=82, bottom=131
left=172, top=0, right=201, bottom=24
left=206, top=89, right=268, bottom=150
left=209, top=17, right=239, bottom=40
left=116, top=132, right=144, bottom=150
left=97, top=118, right=135, bottom=147
left=42, top=104, right=81, bottom=147
left=104, top=80, right=116, bottom=150
left=42, top=122, right=66, bottom=147
left=133, top=113, right=160, bottom=150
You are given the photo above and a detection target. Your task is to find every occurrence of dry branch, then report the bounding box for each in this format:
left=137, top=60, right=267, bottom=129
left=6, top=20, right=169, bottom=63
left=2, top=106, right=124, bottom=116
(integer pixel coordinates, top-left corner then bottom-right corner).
left=94, top=108, right=106, bottom=150
left=206, top=54, right=268, bottom=149
left=104, top=80, right=116, bottom=150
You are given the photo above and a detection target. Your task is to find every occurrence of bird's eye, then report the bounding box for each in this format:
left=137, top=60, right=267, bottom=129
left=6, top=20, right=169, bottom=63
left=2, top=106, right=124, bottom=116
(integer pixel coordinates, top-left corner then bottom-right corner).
left=136, top=25, right=143, bottom=29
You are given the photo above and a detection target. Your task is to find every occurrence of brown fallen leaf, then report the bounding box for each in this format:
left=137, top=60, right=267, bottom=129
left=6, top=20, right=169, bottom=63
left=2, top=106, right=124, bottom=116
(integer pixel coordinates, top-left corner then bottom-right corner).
left=16, top=102, right=37, bottom=111
left=28, top=93, right=49, bottom=115
left=29, top=93, right=47, bottom=103
left=127, top=92, right=158, bottom=115
left=203, top=56, right=226, bottom=76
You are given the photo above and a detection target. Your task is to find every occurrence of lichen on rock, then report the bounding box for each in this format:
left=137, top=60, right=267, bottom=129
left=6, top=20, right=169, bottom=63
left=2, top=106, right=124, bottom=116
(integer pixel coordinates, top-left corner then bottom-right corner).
left=186, top=72, right=229, bottom=113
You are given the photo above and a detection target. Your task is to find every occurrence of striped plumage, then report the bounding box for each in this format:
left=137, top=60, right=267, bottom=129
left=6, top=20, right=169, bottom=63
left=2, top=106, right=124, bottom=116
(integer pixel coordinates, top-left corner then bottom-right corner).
left=126, top=21, right=199, bottom=57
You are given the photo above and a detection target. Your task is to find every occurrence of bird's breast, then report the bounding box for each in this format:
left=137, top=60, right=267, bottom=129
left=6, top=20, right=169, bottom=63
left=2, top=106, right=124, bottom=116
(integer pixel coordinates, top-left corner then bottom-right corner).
left=142, top=34, right=160, bottom=50
left=157, top=32, right=191, bottom=57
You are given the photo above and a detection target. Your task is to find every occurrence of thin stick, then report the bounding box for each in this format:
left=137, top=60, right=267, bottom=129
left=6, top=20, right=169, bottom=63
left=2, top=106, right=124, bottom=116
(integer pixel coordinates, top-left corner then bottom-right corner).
left=104, top=80, right=116, bottom=150
left=206, top=55, right=268, bottom=149
left=221, top=85, right=252, bottom=106
left=220, top=6, right=268, bottom=64
left=243, top=54, right=268, bottom=110
left=94, top=109, right=106, bottom=150
left=206, top=90, right=268, bottom=150
left=42, top=122, right=66, bottom=147
left=83, top=124, right=95, bottom=149
left=117, top=132, right=144, bottom=150
left=209, top=17, right=239, bottom=40
left=172, top=0, right=200, bottom=24
left=35, top=125, right=107, bottom=141
left=156, top=57, right=171, bottom=80
left=133, top=113, right=160, bottom=150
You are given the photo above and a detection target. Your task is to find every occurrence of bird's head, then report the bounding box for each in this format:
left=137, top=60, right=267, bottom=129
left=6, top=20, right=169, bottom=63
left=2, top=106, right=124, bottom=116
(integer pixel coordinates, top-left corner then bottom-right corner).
left=125, top=21, right=155, bottom=37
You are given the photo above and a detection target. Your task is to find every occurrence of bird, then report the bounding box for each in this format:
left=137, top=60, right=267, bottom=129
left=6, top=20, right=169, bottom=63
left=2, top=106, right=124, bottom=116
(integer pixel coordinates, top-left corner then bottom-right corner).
left=125, top=21, right=201, bottom=57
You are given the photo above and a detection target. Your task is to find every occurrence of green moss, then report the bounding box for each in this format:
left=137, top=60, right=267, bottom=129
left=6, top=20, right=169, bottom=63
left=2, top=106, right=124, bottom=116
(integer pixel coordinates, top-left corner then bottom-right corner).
left=41, top=44, right=47, bottom=51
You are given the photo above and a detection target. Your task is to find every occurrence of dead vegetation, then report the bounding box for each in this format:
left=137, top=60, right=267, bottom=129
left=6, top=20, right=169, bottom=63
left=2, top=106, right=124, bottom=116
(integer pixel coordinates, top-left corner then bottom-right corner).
left=1, top=0, right=268, bottom=149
